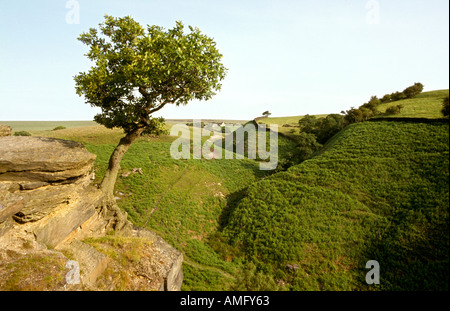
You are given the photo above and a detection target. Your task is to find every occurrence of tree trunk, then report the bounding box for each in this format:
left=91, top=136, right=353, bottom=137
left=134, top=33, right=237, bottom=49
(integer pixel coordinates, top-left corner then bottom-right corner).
left=100, top=128, right=144, bottom=200
left=98, top=127, right=144, bottom=230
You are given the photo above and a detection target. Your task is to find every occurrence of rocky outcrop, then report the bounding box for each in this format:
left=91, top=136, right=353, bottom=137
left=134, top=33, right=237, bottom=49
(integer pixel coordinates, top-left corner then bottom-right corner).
left=0, top=125, right=11, bottom=137
left=0, top=136, right=97, bottom=223
left=0, top=136, right=95, bottom=181
left=0, top=136, right=183, bottom=291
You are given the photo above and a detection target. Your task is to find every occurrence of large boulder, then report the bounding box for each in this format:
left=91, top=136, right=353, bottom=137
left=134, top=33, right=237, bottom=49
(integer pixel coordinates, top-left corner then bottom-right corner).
left=0, top=136, right=96, bottom=181
left=0, top=125, right=11, bottom=137
left=0, top=136, right=96, bottom=223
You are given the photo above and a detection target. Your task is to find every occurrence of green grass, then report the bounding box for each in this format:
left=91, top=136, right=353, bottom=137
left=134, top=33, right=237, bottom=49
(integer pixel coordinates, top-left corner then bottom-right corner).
left=257, top=114, right=329, bottom=140
left=75, top=125, right=286, bottom=290
left=0, top=253, right=67, bottom=291
left=95, top=147, right=268, bottom=290
left=260, top=115, right=329, bottom=127
left=222, top=120, right=449, bottom=290
left=376, top=89, right=448, bottom=118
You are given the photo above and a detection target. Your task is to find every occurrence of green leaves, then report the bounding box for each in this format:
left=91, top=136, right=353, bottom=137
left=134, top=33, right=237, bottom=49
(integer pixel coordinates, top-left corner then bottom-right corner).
left=74, top=15, right=227, bottom=133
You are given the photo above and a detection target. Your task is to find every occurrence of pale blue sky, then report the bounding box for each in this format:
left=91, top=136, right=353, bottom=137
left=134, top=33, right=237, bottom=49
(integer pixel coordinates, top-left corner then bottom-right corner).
left=0, top=0, right=448, bottom=121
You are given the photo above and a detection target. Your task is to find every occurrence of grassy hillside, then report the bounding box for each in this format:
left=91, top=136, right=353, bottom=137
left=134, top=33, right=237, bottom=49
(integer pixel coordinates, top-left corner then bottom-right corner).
left=222, top=120, right=449, bottom=290
left=376, top=89, right=448, bottom=118
left=254, top=90, right=448, bottom=141
left=34, top=121, right=295, bottom=290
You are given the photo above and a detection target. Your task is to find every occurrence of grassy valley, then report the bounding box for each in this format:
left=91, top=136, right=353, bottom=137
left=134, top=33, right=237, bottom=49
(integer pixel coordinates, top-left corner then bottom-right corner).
left=3, top=89, right=448, bottom=291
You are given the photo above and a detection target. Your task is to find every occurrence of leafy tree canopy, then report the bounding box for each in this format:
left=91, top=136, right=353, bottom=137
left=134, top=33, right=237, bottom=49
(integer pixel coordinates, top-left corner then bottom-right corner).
left=74, top=15, right=227, bottom=135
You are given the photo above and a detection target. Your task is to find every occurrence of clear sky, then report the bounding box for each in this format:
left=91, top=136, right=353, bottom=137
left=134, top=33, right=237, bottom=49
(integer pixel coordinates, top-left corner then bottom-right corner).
left=0, top=0, right=448, bottom=121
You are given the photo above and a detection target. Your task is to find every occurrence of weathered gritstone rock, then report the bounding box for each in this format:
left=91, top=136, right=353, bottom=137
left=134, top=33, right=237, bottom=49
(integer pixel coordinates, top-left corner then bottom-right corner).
left=0, top=184, right=24, bottom=237
left=0, top=136, right=96, bottom=177
left=0, top=136, right=183, bottom=291
left=0, top=125, right=11, bottom=137
left=0, top=185, right=24, bottom=223
left=0, top=136, right=96, bottom=223
left=57, top=239, right=109, bottom=287
left=32, top=186, right=103, bottom=248
left=133, top=228, right=184, bottom=291
left=83, top=229, right=184, bottom=291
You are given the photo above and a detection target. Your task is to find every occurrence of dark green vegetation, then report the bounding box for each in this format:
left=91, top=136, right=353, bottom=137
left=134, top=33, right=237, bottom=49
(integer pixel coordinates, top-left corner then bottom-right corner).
left=18, top=89, right=449, bottom=291
left=13, top=131, right=31, bottom=136
left=223, top=120, right=449, bottom=290
left=52, top=126, right=67, bottom=131
left=441, top=95, right=449, bottom=117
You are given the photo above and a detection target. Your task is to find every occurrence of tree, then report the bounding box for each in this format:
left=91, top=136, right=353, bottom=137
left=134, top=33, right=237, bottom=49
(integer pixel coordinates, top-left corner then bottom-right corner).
left=390, top=91, right=407, bottom=101
left=359, top=107, right=373, bottom=121
left=403, top=82, right=424, bottom=98
left=74, top=15, right=227, bottom=211
left=315, top=114, right=346, bottom=144
left=360, top=96, right=381, bottom=115
left=295, top=132, right=322, bottom=162
left=262, top=111, right=271, bottom=117
left=298, top=114, right=318, bottom=134
left=344, top=107, right=364, bottom=124
left=442, top=96, right=449, bottom=117
left=380, top=94, right=392, bottom=103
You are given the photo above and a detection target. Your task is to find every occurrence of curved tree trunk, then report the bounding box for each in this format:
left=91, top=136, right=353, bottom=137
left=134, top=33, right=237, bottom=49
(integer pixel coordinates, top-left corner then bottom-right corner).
left=100, top=128, right=144, bottom=200
left=98, top=127, right=144, bottom=230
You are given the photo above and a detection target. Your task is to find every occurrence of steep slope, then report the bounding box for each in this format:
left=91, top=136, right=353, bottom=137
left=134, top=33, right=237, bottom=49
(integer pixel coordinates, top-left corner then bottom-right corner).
left=223, top=120, right=449, bottom=290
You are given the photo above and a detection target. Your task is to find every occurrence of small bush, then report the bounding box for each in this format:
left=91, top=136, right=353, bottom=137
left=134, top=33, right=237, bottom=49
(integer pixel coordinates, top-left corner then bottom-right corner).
left=385, top=104, right=404, bottom=115
left=380, top=94, right=392, bottom=103
left=403, top=82, right=424, bottom=99
left=14, top=131, right=31, bottom=136
left=52, top=126, right=66, bottom=131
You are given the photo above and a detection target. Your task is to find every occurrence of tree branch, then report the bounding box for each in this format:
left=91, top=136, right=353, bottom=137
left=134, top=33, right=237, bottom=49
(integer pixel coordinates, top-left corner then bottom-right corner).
left=148, top=103, right=167, bottom=114
left=147, top=88, right=187, bottom=114
left=138, top=86, right=152, bottom=102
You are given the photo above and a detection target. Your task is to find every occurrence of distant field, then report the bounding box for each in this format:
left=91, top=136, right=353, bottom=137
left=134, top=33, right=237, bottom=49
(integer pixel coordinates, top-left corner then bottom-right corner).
left=166, top=119, right=249, bottom=124
left=0, top=121, right=97, bottom=132
left=0, top=119, right=249, bottom=134
left=260, top=114, right=328, bottom=126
